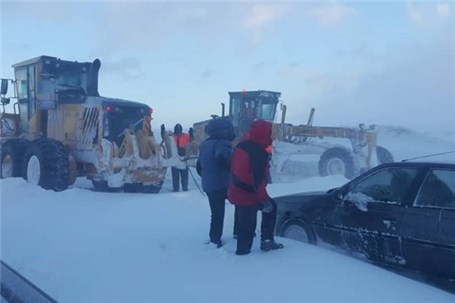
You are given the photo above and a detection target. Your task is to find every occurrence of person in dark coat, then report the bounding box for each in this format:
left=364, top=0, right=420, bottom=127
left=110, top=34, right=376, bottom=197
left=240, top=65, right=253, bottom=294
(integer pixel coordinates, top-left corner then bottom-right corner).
left=172, top=123, right=190, bottom=192
left=196, top=118, right=235, bottom=247
left=228, top=119, right=283, bottom=255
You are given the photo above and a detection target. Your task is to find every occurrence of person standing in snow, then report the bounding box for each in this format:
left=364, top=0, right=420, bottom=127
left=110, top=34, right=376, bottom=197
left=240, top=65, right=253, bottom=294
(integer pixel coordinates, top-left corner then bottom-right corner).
left=196, top=118, right=235, bottom=248
left=228, top=119, right=283, bottom=255
left=172, top=123, right=190, bottom=192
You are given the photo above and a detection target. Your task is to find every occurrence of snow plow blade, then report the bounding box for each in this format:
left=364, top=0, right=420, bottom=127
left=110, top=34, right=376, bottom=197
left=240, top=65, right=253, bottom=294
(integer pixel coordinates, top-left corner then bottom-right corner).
left=91, top=127, right=182, bottom=189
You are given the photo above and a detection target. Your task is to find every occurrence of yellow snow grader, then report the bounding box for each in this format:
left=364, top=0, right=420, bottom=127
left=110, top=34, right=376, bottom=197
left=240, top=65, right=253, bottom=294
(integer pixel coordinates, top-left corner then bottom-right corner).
left=0, top=56, right=180, bottom=192
left=190, top=90, right=394, bottom=179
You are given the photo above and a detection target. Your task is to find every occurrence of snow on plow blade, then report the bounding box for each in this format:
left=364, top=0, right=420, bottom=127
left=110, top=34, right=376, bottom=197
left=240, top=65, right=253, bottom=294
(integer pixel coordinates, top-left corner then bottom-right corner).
left=94, top=129, right=182, bottom=188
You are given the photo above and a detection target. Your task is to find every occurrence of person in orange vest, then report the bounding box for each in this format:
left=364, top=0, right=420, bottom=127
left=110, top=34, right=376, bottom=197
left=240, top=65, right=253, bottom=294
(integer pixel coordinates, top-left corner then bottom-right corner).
left=172, top=123, right=190, bottom=192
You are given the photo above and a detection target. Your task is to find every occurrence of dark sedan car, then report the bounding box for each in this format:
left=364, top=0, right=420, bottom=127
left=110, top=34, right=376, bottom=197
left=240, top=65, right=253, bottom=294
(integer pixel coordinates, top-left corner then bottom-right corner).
left=275, top=161, right=455, bottom=280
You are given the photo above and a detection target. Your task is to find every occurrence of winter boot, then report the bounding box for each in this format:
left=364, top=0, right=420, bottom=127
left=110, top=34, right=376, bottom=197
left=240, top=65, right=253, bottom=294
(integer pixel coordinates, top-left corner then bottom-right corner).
left=260, top=239, right=284, bottom=252
left=206, top=240, right=223, bottom=248
left=235, top=250, right=251, bottom=256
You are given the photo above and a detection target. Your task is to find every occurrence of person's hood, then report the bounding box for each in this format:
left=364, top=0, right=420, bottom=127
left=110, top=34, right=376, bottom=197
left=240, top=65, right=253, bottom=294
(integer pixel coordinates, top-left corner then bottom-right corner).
left=207, top=118, right=235, bottom=141
left=174, top=123, right=183, bottom=134
left=249, top=120, right=272, bottom=147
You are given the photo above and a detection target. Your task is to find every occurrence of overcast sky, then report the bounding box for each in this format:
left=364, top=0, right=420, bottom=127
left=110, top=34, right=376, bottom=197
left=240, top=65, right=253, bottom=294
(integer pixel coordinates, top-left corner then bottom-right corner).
left=1, top=1, right=454, bottom=136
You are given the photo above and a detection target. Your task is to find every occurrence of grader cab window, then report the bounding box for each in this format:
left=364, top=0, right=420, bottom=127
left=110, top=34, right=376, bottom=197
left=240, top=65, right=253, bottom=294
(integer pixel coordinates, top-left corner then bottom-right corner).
left=104, top=105, right=149, bottom=146
left=229, top=91, right=280, bottom=137
left=15, top=68, right=28, bottom=100
left=232, top=97, right=277, bottom=121
left=258, top=100, right=277, bottom=121
left=231, top=97, right=256, bottom=136
left=55, top=68, right=88, bottom=90
left=42, top=61, right=89, bottom=93
left=15, top=66, right=37, bottom=133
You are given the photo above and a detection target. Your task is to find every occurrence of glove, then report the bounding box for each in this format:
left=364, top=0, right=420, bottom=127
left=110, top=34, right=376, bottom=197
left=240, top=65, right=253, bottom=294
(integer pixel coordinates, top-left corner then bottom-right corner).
left=260, top=200, right=274, bottom=214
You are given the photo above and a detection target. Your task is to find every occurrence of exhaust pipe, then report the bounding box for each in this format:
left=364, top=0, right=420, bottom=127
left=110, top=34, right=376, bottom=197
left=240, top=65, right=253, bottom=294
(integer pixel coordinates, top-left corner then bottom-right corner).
left=87, top=59, right=101, bottom=97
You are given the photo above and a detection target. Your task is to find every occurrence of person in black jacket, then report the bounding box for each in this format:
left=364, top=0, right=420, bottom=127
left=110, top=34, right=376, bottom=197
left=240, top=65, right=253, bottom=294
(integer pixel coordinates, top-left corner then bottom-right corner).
left=196, top=118, right=235, bottom=247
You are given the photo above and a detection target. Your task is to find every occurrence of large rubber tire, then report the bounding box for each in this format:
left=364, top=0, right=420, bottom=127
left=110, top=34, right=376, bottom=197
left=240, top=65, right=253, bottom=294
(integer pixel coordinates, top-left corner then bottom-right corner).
left=319, top=147, right=358, bottom=179
left=22, top=139, right=70, bottom=191
left=143, top=183, right=162, bottom=194
left=124, top=182, right=162, bottom=194
left=91, top=180, right=123, bottom=192
left=68, top=156, right=78, bottom=186
left=377, top=146, right=394, bottom=164
left=92, top=179, right=109, bottom=192
left=123, top=183, right=143, bottom=193
left=1, top=139, right=29, bottom=178
left=279, top=219, right=316, bottom=244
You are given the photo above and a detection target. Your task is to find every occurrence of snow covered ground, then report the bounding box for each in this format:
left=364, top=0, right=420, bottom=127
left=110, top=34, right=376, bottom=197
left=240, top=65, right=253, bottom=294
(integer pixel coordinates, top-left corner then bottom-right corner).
left=1, top=127, right=454, bottom=303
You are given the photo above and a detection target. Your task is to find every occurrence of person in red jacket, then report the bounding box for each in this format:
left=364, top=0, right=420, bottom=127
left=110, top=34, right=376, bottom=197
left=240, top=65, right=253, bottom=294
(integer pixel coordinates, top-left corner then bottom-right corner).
left=228, top=119, right=284, bottom=255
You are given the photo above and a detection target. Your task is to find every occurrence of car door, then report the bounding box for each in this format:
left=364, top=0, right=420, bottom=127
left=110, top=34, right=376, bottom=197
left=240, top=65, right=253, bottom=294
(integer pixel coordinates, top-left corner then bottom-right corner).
left=401, top=168, right=455, bottom=279
left=335, top=166, right=421, bottom=264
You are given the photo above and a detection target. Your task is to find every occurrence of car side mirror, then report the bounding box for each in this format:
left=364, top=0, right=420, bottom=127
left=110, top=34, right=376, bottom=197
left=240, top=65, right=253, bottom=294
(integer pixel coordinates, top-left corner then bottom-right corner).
left=1, top=97, right=10, bottom=105
left=333, top=189, right=344, bottom=201
left=1, top=79, right=8, bottom=95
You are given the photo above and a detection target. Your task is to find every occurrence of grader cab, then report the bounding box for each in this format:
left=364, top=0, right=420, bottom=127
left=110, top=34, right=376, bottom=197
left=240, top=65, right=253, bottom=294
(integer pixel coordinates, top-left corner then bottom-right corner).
left=190, top=90, right=394, bottom=179
left=0, top=56, right=180, bottom=192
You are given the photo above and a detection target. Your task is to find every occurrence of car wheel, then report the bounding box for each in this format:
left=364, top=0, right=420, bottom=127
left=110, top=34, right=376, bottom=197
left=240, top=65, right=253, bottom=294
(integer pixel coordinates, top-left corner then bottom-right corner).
left=319, top=147, right=358, bottom=179
left=280, top=219, right=316, bottom=244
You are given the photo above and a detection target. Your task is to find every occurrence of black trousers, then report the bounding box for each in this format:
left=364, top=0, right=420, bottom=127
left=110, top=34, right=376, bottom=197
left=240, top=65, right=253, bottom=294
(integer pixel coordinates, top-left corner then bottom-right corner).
left=207, top=189, right=227, bottom=245
left=235, top=199, right=277, bottom=254
left=171, top=167, right=188, bottom=191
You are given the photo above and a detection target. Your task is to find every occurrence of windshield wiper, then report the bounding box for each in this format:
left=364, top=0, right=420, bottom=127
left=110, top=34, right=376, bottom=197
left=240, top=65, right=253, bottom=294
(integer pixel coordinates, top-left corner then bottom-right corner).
left=56, top=84, right=86, bottom=94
